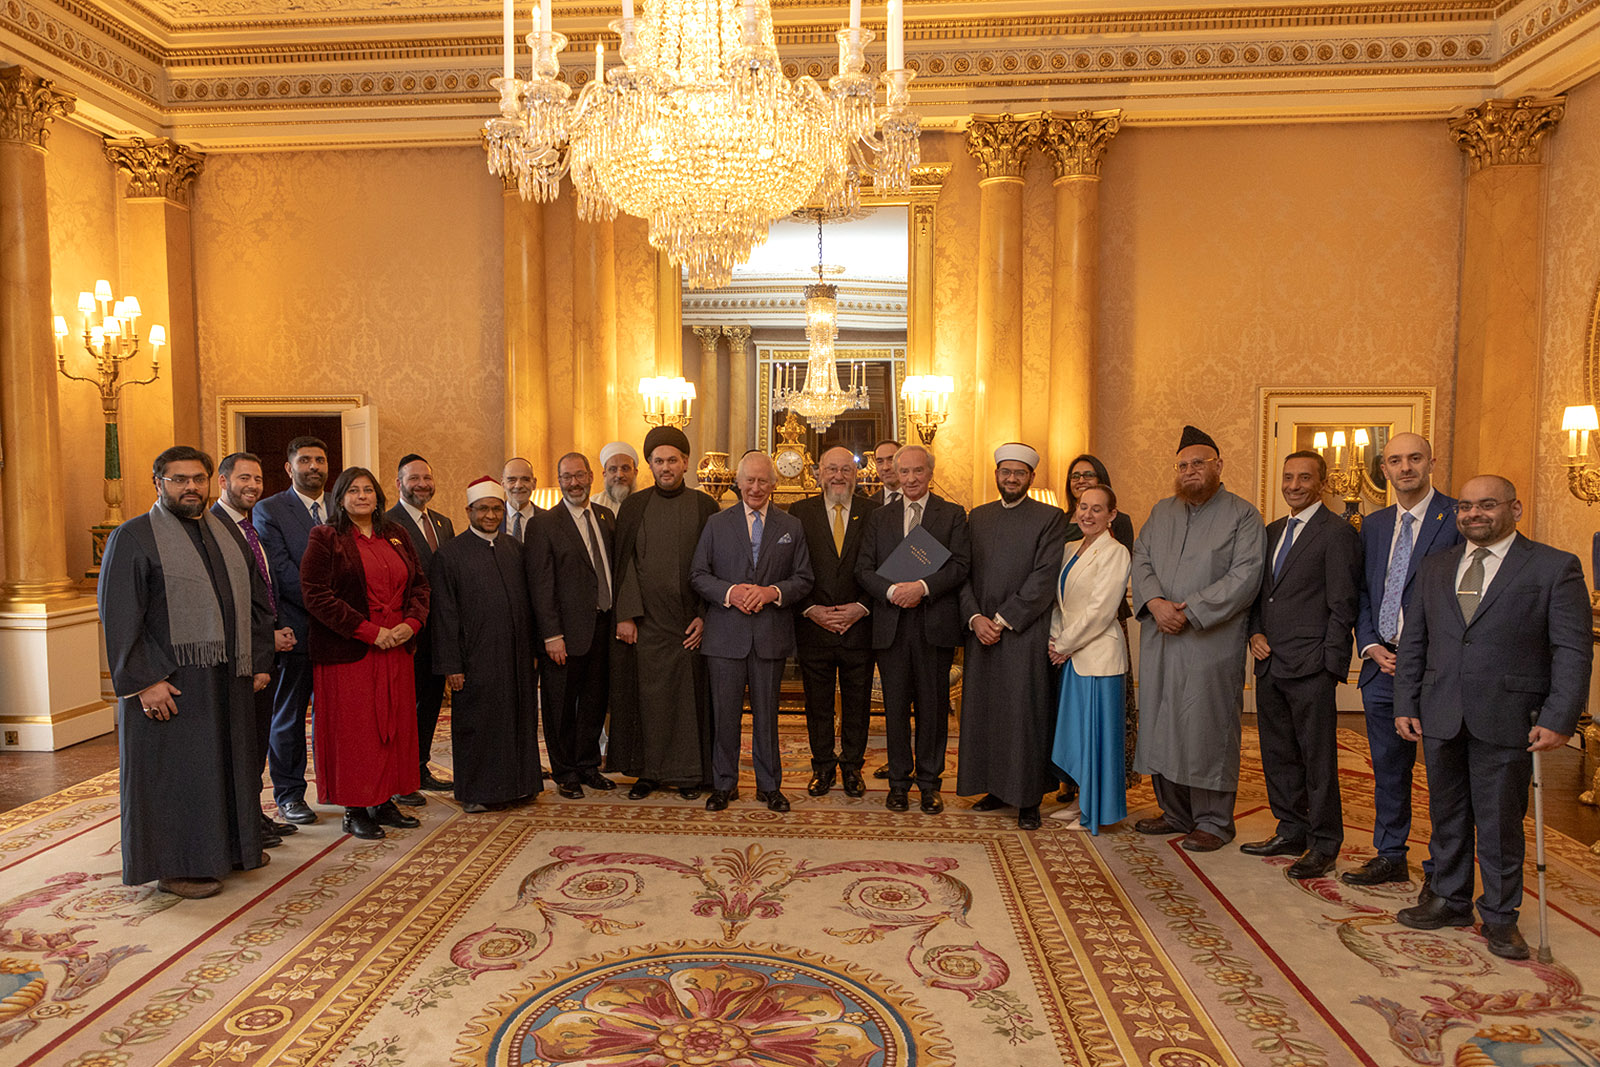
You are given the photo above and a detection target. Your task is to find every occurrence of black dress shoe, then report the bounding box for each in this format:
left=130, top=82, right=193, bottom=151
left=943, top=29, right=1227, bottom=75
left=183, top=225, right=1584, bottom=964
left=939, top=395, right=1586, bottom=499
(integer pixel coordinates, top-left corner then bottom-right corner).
left=1239, top=834, right=1306, bottom=857
left=342, top=808, right=385, bottom=839
left=873, top=765, right=891, bottom=779
left=1397, top=896, right=1474, bottom=930
left=807, top=770, right=835, bottom=797
left=841, top=768, right=866, bottom=797
left=261, top=812, right=297, bottom=837
left=420, top=769, right=454, bottom=792
left=371, top=800, right=420, bottom=829
left=756, top=790, right=791, bottom=813
left=1481, top=921, right=1531, bottom=960
left=679, top=786, right=704, bottom=800
left=970, top=794, right=1007, bottom=811
left=262, top=830, right=283, bottom=849
left=462, top=802, right=491, bottom=813
left=885, top=788, right=910, bottom=812
left=393, top=791, right=427, bottom=807
left=1017, top=805, right=1041, bottom=830
left=278, top=800, right=318, bottom=825
left=1340, top=855, right=1409, bottom=886
left=919, top=789, right=944, bottom=814
left=1417, top=874, right=1436, bottom=906
left=705, top=789, right=738, bottom=811
left=558, top=783, right=584, bottom=800
left=580, top=770, right=617, bottom=790
left=627, top=779, right=657, bottom=800
left=1287, top=849, right=1338, bottom=879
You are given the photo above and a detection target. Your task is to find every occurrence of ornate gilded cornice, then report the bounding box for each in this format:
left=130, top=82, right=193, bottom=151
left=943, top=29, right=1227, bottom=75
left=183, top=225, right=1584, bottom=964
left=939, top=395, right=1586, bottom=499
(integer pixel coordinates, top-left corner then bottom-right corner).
left=103, top=137, right=207, bottom=205
left=1448, top=95, right=1566, bottom=171
left=966, top=112, right=1044, bottom=182
left=0, top=66, right=75, bottom=149
left=1038, top=109, right=1124, bottom=180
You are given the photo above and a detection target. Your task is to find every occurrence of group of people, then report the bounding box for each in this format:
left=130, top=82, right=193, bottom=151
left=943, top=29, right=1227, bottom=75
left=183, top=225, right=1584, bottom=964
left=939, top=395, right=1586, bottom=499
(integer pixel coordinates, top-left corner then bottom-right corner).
left=100, top=423, right=1592, bottom=963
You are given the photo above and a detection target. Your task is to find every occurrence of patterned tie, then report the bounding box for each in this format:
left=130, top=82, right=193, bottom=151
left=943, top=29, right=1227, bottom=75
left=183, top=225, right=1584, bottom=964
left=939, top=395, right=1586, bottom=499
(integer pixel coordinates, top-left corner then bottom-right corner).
left=309, top=500, right=323, bottom=525
left=1378, top=512, right=1414, bottom=643
left=420, top=510, right=438, bottom=551
left=1272, top=517, right=1300, bottom=581
left=908, top=500, right=922, bottom=531
left=750, top=508, right=764, bottom=566
left=831, top=504, right=846, bottom=555
left=585, top=508, right=611, bottom=611
left=1457, top=547, right=1491, bottom=624
left=512, top=510, right=523, bottom=542
left=238, top=516, right=276, bottom=615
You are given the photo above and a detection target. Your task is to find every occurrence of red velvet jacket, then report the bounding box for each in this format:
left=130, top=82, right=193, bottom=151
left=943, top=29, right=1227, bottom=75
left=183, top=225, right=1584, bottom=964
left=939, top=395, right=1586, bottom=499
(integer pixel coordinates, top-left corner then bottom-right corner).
left=301, top=522, right=430, bottom=665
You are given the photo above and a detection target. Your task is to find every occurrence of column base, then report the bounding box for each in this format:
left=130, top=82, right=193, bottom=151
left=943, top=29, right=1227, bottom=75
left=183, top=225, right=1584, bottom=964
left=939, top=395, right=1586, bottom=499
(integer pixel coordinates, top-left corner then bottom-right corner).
left=0, top=594, right=114, bottom=751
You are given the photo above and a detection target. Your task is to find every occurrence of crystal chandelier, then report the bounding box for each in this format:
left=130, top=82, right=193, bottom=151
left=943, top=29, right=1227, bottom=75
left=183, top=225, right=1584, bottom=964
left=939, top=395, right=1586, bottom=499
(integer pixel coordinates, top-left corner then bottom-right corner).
left=774, top=211, right=868, bottom=433
left=484, top=0, right=920, bottom=290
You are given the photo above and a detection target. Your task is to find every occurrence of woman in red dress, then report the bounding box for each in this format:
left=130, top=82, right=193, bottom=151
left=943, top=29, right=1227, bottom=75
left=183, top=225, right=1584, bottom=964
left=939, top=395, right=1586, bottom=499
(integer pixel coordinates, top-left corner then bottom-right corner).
left=301, top=467, right=430, bottom=840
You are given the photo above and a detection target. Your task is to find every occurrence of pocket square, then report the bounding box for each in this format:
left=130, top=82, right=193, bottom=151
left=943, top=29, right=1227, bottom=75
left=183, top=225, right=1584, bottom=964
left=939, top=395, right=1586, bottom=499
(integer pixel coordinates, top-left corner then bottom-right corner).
left=777, top=533, right=792, bottom=544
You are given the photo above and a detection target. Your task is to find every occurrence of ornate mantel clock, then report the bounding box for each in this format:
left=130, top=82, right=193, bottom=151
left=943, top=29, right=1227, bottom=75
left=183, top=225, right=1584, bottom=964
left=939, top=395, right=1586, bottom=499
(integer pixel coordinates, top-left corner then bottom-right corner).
left=770, top=411, right=819, bottom=508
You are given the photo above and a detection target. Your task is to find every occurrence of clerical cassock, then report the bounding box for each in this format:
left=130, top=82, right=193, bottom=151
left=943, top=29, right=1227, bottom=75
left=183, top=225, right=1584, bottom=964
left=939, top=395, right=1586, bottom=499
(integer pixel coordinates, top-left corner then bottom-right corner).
left=99, top=476, right=274, bottom=887
left=429, top=478, right=543, bottom=808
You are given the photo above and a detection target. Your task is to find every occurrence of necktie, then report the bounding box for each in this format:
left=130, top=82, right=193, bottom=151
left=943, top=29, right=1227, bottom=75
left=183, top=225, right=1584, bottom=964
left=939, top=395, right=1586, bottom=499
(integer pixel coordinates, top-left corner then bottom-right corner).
left=907, top=500, right=922, bottom=531
left=512, top=510, right=523, bottom=542
left=831, top=504, right=846, bottom=555
left=421, top=510, right=438, bottom=551
left=1458, top=546, right=1491, bottom=624
left=1378, top=512, right=1414, bottom=643
left=309, top=500, right=322, bottom=525
left=238, top=516, right=276, bottom=615
left=750, top=509, right=764, bottom=566
left=888, top=491, right=900, bottom=506
left=1272, top=516, right=1300, bottom=581
left=584, top=509, right=612, bottom=611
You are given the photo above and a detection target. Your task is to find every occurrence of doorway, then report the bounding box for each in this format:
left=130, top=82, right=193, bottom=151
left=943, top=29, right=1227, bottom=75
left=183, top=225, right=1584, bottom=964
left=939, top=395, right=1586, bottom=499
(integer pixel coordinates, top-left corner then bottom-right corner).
left=243, top=415, right=343, bottom=499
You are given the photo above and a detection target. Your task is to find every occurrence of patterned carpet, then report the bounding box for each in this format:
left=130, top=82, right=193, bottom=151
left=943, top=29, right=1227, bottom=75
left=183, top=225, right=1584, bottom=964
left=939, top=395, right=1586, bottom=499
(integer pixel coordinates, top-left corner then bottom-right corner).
left=3, top=721, right=1599, bottom=1067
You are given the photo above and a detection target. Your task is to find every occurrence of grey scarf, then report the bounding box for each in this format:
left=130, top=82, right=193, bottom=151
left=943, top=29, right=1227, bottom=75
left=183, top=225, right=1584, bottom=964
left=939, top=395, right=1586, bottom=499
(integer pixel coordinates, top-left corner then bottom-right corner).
left=148, top=500, right=254, bottom=676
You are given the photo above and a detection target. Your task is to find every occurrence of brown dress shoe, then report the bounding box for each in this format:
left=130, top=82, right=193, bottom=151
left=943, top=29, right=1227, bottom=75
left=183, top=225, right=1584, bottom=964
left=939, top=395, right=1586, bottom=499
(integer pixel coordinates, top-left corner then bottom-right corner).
left=158, top=877, right=223, bottom=899
left=1180, top=830, right=1226, bottom=852
left=1134, top=816, right=1183, bottom=835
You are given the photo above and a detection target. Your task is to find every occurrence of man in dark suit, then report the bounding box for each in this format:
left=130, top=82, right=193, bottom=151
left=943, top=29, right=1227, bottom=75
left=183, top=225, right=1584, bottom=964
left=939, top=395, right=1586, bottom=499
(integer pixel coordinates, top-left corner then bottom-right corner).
left=386, top=453, right=456, bottom=802
left=689, top=452, right=814, bottom=813
left=502, top=456, right=540, bottom=541
left=1343, top=432, right=1463, bottom=888
left=871, top=439, right=903, bottom=506
left=856, top=444, right=970, bottom=814
left=790, top=447, right=880, bottom=798
left=253, top=435, right=329, bottom=825
left=529, top=451, right=619, bottom=799
left=1244, top=451, right=1361, bottom=878
left=1395, top=475, right=1592, bottom=959
left=212, top=451, right=299, bottom=849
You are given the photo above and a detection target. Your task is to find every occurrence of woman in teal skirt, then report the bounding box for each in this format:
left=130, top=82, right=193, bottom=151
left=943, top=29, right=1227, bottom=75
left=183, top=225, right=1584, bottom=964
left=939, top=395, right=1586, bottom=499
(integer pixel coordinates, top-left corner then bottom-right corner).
left=1048, top=485, right=1132, bottom=833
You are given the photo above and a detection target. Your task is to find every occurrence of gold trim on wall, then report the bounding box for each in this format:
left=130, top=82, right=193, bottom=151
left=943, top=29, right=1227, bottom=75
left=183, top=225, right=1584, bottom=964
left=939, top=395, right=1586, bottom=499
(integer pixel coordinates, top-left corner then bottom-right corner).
left=1257, top=387, right=1435, bottom=517
left=216, top=394, right=365, bottom=457
left=1586, top=274, right=1600, bottom=407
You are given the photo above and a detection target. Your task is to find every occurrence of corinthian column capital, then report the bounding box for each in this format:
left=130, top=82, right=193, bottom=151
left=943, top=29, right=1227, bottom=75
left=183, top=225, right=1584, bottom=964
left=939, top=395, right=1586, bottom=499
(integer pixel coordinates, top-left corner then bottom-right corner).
left=1448, top=96, right=1566, bottom=173
left=0, top=66, right=75, bottom=150
left=721, top=324, right=751, bottom=352
left=965, top=112, right=1044, bottom=182
left=103, top=137, right=207, bottom=206
left=1039, top=109, right=1123, bottom=180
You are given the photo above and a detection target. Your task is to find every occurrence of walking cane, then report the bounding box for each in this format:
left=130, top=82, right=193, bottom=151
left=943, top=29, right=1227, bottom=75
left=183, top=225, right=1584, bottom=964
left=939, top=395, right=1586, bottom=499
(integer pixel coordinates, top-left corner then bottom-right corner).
left=1529, top=717, right=1554, bottom=964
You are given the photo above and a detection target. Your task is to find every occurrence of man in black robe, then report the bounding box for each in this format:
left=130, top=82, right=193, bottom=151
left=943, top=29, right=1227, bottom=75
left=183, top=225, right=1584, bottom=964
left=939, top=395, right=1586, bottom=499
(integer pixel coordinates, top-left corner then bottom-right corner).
left=429, top=477, right=544, bottom=811
left=957, top=443, right=1069, bottom=829
left=610, top=426, right=721, bottom=799
left=98, top=446, right=275, bottom=899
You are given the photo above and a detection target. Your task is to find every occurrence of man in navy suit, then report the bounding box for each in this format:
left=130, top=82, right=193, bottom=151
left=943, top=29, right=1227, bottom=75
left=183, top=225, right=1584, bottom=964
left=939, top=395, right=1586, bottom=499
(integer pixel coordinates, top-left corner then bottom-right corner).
left=386, top=453, right=456, bottom=802
left=689, top=452, right=814, bottom=813
left=253, top=435, right=329, bottom=825
left=856, top=445, right=971, bottom=815
left=1395, top=475, right=1591, bottom=959
left=1244, top=451, right=1361, bottom=879
left=1343, top=433, right=1463, bottom=888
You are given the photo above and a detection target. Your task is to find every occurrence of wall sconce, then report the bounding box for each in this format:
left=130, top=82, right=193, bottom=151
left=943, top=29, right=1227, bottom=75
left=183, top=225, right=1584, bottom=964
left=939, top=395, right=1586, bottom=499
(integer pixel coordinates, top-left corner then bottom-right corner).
left=900, top=374, right=952, bottom=446
left=1562, top=404, right=1599, bottom=505
left=1026, top=487, right=1059, bottom=508
left=639, top=376, right=695, bottom=429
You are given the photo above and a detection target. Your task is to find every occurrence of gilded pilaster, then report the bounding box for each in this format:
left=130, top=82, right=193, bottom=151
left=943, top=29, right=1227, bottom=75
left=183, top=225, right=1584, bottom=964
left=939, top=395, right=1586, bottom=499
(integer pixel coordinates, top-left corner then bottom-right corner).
left=1449, top=96, right=1564, bottom=532
left=723, top=325, right=752, bottom=457
left=0, top=66, right=76, bottom=603
left=966, top=113, right=1040, bottom=503
left=505, top=180, right=551, bottom=478
left=693, top=327, right=724, bottom=452
left=1039, top=109, right=1121, bottom=494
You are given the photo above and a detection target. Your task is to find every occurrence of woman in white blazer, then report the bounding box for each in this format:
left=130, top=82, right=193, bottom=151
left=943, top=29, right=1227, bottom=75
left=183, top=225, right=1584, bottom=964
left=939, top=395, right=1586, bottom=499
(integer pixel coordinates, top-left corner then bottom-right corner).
left=1048, top=485, right=1132, bottom=833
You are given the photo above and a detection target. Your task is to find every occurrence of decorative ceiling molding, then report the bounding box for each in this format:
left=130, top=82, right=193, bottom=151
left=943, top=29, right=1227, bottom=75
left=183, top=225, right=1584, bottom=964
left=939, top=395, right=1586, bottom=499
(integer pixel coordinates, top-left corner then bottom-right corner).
left=3, top=0, right=1599, bottom=149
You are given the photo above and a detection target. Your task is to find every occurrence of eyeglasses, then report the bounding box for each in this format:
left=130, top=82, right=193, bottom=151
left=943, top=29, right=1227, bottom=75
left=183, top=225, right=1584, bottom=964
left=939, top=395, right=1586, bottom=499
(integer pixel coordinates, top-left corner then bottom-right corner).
left=1174, top=458, right=1218, bottom=473
left=1068, top=471, right=1099, bottom=482
left=1454, top=499, right=1513, bottom=514
left=159, top=474, right=209, bottom=487
left=556, top=473, right=591, bottom=483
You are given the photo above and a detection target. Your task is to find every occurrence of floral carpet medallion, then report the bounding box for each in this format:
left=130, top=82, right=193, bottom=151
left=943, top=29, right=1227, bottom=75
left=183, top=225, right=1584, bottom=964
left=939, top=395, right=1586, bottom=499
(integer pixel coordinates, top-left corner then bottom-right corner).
left=2, top=724, right=1599, bottom=1067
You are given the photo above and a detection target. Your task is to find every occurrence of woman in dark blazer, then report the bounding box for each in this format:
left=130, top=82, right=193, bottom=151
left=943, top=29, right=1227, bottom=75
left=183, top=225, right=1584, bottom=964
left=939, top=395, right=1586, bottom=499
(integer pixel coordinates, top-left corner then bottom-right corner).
left=301, top=467, right=430, bottom=840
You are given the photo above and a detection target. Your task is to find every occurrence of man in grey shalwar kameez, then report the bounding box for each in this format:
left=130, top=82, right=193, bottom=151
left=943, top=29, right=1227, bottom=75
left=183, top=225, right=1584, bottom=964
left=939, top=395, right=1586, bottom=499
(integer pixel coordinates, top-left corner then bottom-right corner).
left=957, top=443, right=1069, bottom=830
left=1130, top=426, right=1265, bottom=851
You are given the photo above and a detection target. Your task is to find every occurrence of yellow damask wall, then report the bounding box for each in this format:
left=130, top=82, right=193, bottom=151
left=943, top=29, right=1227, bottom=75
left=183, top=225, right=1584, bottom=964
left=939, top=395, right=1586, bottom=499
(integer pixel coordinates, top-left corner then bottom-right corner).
left=190, top=147, right=506, bottom=513
left=1536, top=74, right=1600, bottom=575
left=1095, top=119, right=1465, bottom=531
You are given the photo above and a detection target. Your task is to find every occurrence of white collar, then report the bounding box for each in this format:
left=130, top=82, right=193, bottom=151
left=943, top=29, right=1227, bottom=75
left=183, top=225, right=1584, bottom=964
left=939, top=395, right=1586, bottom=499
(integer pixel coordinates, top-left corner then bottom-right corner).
left=399, top=498, right=430, bottom=525
left=216, top=498, right=249, bottom=523
left=293, top=488, right=325, bottom=512
left=1287, top=500, right=1323, bottom=523
left=470, top=526, right=497, bottom=544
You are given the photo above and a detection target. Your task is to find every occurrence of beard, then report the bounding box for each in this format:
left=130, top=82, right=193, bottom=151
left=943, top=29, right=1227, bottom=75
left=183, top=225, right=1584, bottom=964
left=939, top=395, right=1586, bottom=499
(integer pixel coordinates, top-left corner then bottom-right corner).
left=1174, top=472, right=1221, bottom=505
left=821, top=483, right=853, bottom=507
left=999, top=486, right=1028, bottom=505
left=163, top=492, right=206, bottom=519
left=603, top=483, right=632, bottom=506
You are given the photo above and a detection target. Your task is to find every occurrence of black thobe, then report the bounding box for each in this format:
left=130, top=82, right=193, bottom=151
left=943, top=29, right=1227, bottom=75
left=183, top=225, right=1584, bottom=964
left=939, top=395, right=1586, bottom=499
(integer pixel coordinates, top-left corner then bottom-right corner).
left=429, top=531, right=543, bottom=805
left=955, top=498, right=1070, bottom=807
left=609, top=484, right=720, bottom=787
left=98, top=512, right=273, bottom=886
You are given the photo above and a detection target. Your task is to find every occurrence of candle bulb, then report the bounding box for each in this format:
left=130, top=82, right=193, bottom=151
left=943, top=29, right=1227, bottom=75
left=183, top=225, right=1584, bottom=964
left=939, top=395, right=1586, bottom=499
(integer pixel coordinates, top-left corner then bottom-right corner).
left=595, top=41, right=604, bottom=82
left=541, top=0, right=551, bottom=38
left=887, top=0, right=903, bottom=70
left=503, top=0, right=514, bottom=78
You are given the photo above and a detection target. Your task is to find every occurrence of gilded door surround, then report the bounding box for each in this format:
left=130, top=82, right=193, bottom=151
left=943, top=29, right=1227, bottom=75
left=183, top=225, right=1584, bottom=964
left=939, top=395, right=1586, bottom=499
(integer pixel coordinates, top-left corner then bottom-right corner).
left=216, top=394, right=365, bottom=457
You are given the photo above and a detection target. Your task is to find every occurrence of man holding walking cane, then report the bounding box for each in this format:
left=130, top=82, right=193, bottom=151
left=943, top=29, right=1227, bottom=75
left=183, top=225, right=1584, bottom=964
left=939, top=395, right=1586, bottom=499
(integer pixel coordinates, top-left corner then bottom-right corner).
left=1393, top=475, right=1591, bottom=960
